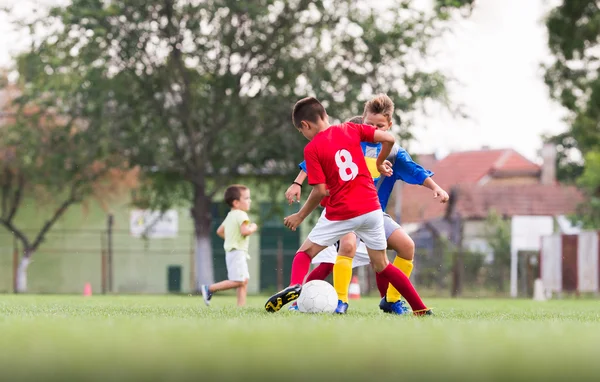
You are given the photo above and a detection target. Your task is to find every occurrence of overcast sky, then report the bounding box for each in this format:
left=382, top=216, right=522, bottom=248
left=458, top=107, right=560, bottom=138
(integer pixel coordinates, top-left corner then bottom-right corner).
left=0, top=0, right=568, bottom=162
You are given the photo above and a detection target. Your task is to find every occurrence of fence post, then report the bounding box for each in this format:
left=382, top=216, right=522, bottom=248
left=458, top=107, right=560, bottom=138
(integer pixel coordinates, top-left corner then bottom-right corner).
left=107, top=214, right=114, bottom=293
left=100, top=231, right=107, bottom=294
left=451, top=215, right=464, bottom=298
left=190, top=231, right=195, bottom=293
left=277, top=235, right=283, bottom=291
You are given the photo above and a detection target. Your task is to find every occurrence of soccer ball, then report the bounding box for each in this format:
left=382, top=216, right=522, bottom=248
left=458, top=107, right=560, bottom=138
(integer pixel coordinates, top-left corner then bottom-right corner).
left=296, top=280, right=338, bottom=314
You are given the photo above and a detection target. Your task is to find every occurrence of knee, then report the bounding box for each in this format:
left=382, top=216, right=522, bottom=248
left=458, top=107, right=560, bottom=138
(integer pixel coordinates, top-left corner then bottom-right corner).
left=395, top=236, right=415, bottom=261
left=339, top=241, right=356, bottom=258
left=403, top=238, right=415, bottom=261
left=371, top=256, right=389, bottom=273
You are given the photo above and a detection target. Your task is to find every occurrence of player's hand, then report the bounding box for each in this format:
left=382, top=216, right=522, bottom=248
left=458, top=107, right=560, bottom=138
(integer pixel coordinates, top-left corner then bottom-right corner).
left=249, top=223, right=258, bottom=232
left=285, top=183, right=302, bottom=205
left=283, top=213, right=304, bottom=231
left=377, top=160, right=393, bottom=177
left=433, top=187, right=449, bottom=203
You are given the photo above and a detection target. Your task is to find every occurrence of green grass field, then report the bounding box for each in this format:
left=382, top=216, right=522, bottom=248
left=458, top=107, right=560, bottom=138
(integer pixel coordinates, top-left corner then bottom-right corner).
left=1, top=295, right=599, bottom=382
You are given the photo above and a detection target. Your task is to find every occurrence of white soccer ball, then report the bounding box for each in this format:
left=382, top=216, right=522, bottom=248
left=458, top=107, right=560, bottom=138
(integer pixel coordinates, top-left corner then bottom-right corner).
left=296, top=280, right=338, bottom=314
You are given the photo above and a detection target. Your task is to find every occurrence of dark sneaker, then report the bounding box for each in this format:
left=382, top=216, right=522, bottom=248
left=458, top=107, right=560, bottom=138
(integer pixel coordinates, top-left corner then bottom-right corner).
left=201, top=285, right=213, bottom=306
left=379, top=297, right=392, bottom=313
left=265, top=284, right=302, bottom=313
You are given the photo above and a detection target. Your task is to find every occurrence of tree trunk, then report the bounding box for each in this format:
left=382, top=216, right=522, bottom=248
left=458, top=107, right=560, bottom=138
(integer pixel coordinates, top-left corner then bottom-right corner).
left=191, top=184, right=214, bottom=291
left=15, top=249, right=32, bottom=293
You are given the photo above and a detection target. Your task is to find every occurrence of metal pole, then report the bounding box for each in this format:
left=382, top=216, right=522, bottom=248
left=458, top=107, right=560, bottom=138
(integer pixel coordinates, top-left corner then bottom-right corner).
left=190, top=231, right=195, bottom=293
left=107, top=214, right=114, bottom=293
left=277, top=235, right=283, bottom=291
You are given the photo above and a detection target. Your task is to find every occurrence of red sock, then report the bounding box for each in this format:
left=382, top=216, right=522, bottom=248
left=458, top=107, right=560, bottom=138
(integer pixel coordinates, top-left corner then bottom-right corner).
left=306, top=263, right=334, bottom=283
left=290, top=251, right=312, bottom=286
left=378, top=263, right=427, bottom=312
left=375, top=272, right=389, bottom=298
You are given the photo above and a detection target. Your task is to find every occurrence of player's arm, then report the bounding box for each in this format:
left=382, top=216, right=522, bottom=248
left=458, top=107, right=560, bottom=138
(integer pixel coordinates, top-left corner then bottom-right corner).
left=216, top=224, right=225, bottom=239
left=297, top=183, right=327, bottom=220
left=373, top=130, right=395, bottom=177
left=394, top=147, right=434, bottom=185
left=422, top=177, right=450, bottom=203
left=285, top=161, right=308, bottom=204
left=294, top=170, right=307, bottom=184
left=240, top=221, right=258, bottom=236
left=354, top=122, right=395, bottom=176
left=283, top=146, right=326, bottom=231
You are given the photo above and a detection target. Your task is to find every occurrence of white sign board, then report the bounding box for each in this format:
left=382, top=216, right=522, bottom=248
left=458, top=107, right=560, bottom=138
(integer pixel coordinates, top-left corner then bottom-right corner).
left=130, top=209, right=178, bottom=238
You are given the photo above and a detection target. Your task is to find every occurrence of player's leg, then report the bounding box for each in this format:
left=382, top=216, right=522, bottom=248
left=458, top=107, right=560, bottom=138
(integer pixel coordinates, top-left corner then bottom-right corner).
left=306, top=243, right=338, bottom=283
left=374, top=267, right=389, bottom=297
left=202, top=250, right=248, bottom=306
left=236, top=279, right=248, bottom=307
left=265, top=212, right=347, bottom=312
left=332, top=233, right=357, bottom=312
left=265, top=239, right=327, bottom=312
left=288, top=244, right=337, bottom=311
left=356, top=210, right=430, bottom=315
left=380, top=214, right=415, bottom=314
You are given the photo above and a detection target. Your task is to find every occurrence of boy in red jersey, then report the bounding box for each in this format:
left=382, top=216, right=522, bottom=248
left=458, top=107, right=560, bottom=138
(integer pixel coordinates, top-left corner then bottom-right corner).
left=264, top=97, right=431, bottom=315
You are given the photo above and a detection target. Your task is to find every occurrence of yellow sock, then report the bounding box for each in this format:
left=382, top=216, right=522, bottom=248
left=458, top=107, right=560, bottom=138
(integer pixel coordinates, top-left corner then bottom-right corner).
left=333, top=256, right=353, bottom=303
left=386, top=257, right=414, bottom=302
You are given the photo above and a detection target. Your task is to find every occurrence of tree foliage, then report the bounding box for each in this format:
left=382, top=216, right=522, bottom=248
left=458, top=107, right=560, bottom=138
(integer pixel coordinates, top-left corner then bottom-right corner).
left=12, top=0, right=472, bottom=286
left=543, top=0, right=600, bottom=226
left=0, top=75, right=133, bottom=291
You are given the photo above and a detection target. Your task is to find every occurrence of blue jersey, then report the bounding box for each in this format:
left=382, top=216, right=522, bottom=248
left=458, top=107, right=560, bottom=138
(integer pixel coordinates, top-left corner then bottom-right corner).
left=299, top=142, right=433, bottom=212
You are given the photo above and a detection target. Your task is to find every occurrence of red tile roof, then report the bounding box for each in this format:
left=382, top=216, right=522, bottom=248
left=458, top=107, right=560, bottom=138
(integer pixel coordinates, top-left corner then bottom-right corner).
left=401, top=149, right=546, bottom=223
left=447, top=184, right=584, bottom=219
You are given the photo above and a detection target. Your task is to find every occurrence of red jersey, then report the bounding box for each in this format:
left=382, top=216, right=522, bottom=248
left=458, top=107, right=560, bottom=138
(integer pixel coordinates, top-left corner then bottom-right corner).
left=304, top=122, right=381, bottom=220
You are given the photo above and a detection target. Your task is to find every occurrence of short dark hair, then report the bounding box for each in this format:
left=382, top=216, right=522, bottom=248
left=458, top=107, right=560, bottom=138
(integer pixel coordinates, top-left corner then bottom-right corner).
left=224, top=184, right=248, bottom=207
left=347, top=115, right=363, bottom=124
left=292, top=97, right=326, bottom=129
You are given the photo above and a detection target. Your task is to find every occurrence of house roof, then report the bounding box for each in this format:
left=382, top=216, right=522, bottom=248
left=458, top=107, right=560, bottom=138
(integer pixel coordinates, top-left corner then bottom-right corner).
left=426, top=148, right=540, bottom=186
left=445, top=184, right=584, bottom=220
left=413, top=153, right=437, bottom=171
left=401, top=148, right=544, bottom=223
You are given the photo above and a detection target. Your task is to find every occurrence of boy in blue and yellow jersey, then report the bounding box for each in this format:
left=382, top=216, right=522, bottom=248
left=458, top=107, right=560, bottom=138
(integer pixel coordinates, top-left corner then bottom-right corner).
left=285, top=94, right=449, bottom=314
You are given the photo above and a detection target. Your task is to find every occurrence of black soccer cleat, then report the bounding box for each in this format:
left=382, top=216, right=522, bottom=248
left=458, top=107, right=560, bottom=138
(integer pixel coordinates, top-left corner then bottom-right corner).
left=265, top=284, right=302, bottom=313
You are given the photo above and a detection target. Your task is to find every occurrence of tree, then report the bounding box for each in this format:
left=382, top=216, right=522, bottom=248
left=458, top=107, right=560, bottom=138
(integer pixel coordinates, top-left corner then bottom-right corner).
left=544, top=0, right=600, bottom=226
left=0, top=70, right=132, bottom=292
left=14, top=0, right=471, bottom=289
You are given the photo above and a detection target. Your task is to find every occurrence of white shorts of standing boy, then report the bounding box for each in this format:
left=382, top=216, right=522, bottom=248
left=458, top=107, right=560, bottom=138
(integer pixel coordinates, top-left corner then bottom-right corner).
left=226, top=250, right=250, bottom=282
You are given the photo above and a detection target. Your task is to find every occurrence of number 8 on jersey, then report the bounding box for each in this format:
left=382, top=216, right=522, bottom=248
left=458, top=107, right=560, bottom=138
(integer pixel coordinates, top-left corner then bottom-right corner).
left=335, top=149, right=359, bottom=181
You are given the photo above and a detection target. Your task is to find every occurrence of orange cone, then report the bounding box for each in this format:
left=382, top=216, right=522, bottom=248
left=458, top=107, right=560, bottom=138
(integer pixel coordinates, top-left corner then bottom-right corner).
left=83, top=282, right=92, bottom=297
left=348, top=276, right=361, bottom=300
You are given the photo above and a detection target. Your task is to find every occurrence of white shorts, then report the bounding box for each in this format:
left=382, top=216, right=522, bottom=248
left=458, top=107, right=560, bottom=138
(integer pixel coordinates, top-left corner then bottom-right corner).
left=311, top=240, right=371, bottom=268
left=310, top=212, right=403, bottom=268
left=383, top=213, right=402, bottom=240
left=226, top=250, right=250, bottom=282
left=308, top=209, right=387, bottom=251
